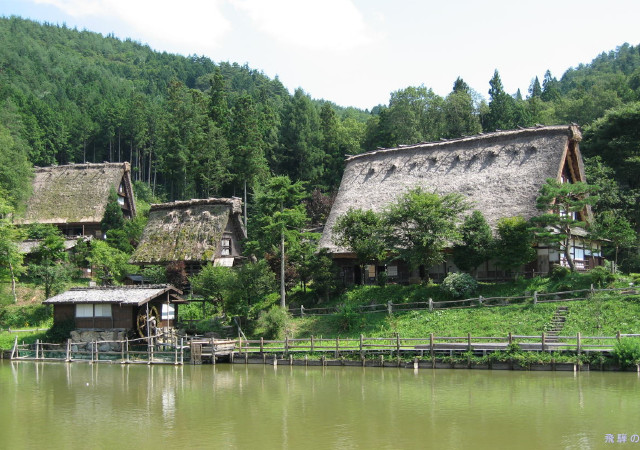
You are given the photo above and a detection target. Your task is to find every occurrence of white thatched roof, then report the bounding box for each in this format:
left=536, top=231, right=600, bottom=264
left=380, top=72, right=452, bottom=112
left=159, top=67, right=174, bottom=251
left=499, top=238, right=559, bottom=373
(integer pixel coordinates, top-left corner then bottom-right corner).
left=18, top=162, right=136, bottom=225
left=43, top=285, right=182, bottom=305
left=319, top=125, right=586, bottom=254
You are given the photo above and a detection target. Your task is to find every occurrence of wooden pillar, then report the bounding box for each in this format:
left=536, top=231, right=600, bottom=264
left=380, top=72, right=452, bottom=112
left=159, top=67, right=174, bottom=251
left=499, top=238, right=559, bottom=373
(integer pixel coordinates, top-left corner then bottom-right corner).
left=429, top=333, right=434, bottom=359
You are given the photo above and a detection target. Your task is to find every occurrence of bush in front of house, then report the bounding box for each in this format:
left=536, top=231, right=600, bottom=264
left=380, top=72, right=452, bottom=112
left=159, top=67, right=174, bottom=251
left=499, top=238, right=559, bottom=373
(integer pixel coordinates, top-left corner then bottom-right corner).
left=440, top=272, right=478, bottom=299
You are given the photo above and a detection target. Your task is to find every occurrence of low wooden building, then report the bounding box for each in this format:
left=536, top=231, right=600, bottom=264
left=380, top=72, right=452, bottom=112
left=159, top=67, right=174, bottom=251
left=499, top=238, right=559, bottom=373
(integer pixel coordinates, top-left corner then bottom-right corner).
left=43, top=285, right=185, bottom=336
left=129, top=198, right=246, bottom=275
left=319, top=125, right=602, bottom=283
left=18, top=162, right=136, bottom=238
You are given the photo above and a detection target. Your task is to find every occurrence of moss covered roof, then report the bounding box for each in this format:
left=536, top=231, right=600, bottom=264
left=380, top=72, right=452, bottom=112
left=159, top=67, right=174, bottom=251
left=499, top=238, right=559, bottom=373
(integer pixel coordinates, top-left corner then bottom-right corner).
left=19, top=162, right=134, bottom=225
left=130, top=198, right=244, bottom=264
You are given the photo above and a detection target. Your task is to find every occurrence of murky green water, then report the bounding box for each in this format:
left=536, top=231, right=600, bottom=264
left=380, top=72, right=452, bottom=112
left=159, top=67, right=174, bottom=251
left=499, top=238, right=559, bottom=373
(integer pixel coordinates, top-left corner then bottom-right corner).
left=1, top=361, right=639, bottom=449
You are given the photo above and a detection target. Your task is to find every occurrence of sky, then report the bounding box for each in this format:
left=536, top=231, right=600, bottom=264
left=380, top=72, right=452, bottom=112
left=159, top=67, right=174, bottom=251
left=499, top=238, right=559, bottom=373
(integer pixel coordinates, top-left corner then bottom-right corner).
left=2, top=0, right=640, bottom=110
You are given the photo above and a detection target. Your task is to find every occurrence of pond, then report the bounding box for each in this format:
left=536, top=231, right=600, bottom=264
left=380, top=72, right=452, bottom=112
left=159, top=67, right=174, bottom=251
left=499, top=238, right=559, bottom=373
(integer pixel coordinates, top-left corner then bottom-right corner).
left=1, top=361, right=639, bottom=449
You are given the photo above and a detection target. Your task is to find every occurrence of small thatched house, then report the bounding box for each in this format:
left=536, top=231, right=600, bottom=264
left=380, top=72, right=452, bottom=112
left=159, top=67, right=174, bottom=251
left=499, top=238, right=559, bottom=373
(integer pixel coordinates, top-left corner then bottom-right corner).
left=43, top=284, right=185, bottom=336
left=319, top=125, right=602, bottom=283
left=130, top=198, right=246, bottom=274
left=18, top=162, right=136, bottom=238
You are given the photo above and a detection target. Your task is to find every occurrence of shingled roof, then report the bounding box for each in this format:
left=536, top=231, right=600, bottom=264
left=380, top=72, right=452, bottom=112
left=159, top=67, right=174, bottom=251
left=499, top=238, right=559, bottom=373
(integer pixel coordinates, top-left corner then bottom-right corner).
left=18, top=162, right=136, bottom=225
left=130, top=198, right=245, bottom=265
left=319, top=125, right=586, bottom=254
left=43, top=284, right=183, bottom=305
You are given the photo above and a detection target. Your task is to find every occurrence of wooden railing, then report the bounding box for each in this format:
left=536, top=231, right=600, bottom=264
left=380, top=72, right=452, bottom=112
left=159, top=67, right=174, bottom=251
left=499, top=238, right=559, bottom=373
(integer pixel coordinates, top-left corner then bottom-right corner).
left=289, top=286, right=638, bottom=317
left=235, top=332, right=640, bottom=357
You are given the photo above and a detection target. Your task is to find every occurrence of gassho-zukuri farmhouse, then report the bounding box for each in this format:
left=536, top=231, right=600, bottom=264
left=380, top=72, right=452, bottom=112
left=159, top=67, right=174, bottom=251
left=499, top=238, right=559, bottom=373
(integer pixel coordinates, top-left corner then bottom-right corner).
left=318, top=125, right=602, bottom=284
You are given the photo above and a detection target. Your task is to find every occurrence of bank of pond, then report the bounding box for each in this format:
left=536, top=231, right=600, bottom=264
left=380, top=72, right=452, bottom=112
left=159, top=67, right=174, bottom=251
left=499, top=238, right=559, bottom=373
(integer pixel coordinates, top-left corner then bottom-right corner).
left=6, top=332, right=640, bottom=372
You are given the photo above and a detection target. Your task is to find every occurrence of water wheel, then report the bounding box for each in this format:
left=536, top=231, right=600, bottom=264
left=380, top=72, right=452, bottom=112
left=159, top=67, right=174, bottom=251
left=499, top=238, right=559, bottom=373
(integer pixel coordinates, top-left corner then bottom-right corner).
left=136, top=305, right=159, bottom=338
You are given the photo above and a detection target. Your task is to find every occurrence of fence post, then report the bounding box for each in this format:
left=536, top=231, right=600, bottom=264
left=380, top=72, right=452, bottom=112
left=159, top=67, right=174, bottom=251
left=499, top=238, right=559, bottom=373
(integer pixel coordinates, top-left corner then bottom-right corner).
left=590, top=284, right=595, bottom=296
left=429, top=333, right=434, bottom=359
left=508, top=332, right=513, bottom=346
left=396, top=333, right=400, bottom=354
left=66, top=339, right=71, bottom=362
left=260, top=337, right=264, bottom=354
left=541, top=332, right=546, bottom=352
left=387, top=301, right=393, bottom=315
left=335, top=337, right=339, bottom=358
left=576, top=332, right=581, bottom=355
left=359, top=334, right=363, bottom=357
left=467, top=332, right=471, bottom=352
left=429, top=298, right=433, bottom=311
left=533, top=291, right=538, bottom=305
left=478, top=296, right=483, bottom=306
left=301, top=305, right=305, bottom=317
left=310, top=335, right=314, bottom=353
left=285, top=336, right=289, bottom=357
left=617, top=331, right=621, bottom=342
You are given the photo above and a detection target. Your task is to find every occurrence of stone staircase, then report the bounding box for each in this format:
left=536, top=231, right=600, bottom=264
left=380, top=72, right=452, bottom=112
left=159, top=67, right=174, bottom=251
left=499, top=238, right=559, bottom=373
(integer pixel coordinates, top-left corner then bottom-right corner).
left=545, top=306, right=569, bottom=342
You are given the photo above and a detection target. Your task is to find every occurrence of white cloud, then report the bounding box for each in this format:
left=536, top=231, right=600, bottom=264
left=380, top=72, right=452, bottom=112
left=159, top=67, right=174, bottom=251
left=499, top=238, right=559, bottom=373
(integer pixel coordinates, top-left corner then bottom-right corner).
left=234, top=0, right=375, bottom=53
left=33, top=0, right=232, bottom=51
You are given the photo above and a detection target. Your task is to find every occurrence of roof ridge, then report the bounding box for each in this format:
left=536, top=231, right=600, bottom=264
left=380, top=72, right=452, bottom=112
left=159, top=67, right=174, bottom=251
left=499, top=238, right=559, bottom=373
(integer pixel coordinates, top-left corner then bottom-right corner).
left=347, top=125, right=579, bottom=162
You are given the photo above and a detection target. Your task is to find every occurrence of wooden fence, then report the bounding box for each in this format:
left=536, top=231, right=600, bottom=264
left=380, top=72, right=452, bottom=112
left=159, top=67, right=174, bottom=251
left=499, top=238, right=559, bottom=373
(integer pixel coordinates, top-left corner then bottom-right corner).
left=235, top=332, right=640, bottom=358
left=289, top=286, right=638, bottom=317
left=11, top=335, right=187, bottom=365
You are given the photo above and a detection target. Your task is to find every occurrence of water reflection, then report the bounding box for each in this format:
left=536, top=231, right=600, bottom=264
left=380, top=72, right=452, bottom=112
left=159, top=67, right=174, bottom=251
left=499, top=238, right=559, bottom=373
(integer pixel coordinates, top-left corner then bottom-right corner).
left=2, top=361, right=640, bottom=449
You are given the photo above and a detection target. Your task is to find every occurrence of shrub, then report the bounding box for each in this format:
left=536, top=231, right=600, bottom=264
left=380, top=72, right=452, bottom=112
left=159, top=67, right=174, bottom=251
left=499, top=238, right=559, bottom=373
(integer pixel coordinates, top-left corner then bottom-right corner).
left=255, top=306, right=290, bottom=340
left=550, top=265, right=570, bottom=281
left=589, top=266, right=616, bottom=287
left=612, top=338, right=640, bottom=368
left=334, top=303, right=364, bottom=332
left=44, top=318, right=75, bottom=343
left=440, top=272, right=478, bottom=299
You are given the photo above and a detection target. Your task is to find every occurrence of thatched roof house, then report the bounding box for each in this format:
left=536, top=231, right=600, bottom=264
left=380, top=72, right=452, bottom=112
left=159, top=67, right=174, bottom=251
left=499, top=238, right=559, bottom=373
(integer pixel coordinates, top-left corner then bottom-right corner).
left=319, top=125, right=599, bottom=281
left=43, top=284, right=185, bottom=333
left=18, top=162, right=136, bottom=238
left=130, top=198, right=246, bottom=271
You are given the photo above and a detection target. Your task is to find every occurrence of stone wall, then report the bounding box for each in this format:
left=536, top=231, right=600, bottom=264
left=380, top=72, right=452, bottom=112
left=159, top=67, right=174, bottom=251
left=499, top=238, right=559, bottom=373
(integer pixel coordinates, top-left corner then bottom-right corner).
left=70, top=329, right=127, bottom=352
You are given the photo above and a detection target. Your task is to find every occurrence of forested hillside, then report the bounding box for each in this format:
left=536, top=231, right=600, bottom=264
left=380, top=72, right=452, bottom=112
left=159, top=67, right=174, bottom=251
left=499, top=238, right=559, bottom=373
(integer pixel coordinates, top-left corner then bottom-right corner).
left=1, top=16, right=639, bottom=271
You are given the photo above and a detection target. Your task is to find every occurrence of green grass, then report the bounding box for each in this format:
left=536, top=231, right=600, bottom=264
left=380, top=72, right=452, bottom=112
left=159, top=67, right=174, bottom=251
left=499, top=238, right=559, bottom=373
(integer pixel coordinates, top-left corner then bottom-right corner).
left=291, top=287, right=640, bottom=338
left=0, top=330, right=47, bottom=351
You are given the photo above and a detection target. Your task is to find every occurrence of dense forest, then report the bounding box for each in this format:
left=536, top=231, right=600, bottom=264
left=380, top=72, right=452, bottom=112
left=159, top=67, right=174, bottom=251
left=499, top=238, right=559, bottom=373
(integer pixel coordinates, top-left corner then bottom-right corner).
left=1, top=16, right=640, bottom=275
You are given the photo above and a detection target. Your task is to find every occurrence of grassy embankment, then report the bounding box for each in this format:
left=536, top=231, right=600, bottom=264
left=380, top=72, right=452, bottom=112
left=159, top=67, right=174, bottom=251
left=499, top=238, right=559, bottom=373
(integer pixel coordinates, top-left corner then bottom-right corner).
left=286, top=273, right=640, bottom=340
left=0, top=284, right=50, bottom=351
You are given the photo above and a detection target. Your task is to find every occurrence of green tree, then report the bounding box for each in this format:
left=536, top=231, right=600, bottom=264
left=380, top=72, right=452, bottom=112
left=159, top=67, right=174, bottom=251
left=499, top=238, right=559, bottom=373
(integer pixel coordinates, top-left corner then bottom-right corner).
left=442, top=79, right=482, bottom=138
left=88, top=240, right=134, bottom=284
left=100, top=187, right=125, bottom=235
left=485, top=70, right=517, bottom=131
left=28, top=226, right=72, bottom=298
left=591, top=211, right=636, bottom=272
left=332, top=208, right=386, bottom=284
left=382, top=188, right=468, bottom=280
left=531, top=179, right=599, bottom=271
left=247, top=176, right=308, bottom=308
left=277, top=89, right=324, bottom=186
left=190, top=263, right=235, bottom=313
left=0, top=195, right=25, bottom=302
left=452, top=210, right=494, bottom=274
left=492, top=216, right=536, bottom=274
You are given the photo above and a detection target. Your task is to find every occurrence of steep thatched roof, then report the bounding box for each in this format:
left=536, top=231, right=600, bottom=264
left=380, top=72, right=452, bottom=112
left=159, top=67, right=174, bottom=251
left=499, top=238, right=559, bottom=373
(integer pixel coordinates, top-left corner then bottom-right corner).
left=18, top=162, right=135, bottom=225
left=130, top=198, right=245, bottom=265
left=319, top=125, right=586, bottom=254
left=43, top=284, right=183, bottom=305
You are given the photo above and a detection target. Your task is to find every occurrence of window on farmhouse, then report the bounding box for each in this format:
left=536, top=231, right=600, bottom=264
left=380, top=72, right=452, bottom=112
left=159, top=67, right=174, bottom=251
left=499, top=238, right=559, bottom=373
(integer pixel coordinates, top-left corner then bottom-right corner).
left=221, top=238, right=231, bottom=256
left=75, top=304, right=112, bottom=318
left=94, top=304, right=112, bottom=317
left=76, top=304, right=93, bottom=318
left=162, top=304, right=175, bottom=320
